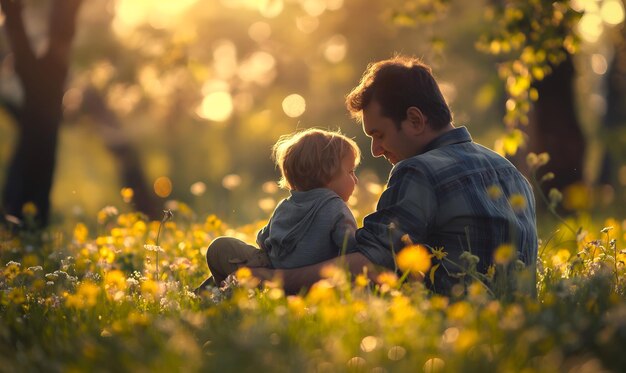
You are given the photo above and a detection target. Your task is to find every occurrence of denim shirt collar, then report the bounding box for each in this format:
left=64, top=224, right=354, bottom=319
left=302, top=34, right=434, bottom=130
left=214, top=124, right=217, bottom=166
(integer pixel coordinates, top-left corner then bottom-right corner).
left=390, top=126, right=473, bottom=175
left=420, top=126, right=472, bottom=154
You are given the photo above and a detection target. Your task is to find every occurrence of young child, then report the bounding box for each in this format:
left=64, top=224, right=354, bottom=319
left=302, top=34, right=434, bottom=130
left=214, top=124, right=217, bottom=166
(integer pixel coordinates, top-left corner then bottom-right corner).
left=196, top=128, right=361, bottom=290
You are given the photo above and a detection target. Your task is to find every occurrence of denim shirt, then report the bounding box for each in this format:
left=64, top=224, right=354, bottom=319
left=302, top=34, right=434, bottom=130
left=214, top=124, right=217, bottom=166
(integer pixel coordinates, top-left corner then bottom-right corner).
left=355, top=126, right=538, bottom=293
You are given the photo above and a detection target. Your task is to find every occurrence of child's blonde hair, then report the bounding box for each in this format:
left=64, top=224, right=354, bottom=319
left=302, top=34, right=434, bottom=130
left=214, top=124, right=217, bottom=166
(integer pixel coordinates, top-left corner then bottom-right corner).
left=272, top=128, right=361, bottom=191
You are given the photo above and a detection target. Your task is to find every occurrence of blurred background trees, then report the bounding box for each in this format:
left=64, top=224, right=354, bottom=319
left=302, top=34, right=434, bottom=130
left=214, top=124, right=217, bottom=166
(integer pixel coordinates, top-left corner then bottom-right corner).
left=0, top=0, right=624, bottom=227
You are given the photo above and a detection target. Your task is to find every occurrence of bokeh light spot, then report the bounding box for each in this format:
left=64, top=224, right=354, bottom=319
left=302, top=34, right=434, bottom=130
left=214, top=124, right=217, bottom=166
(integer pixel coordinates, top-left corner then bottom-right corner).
left=154, top=177, right=172, bottom=198
left=259, top=0, right=284, bottom=18
left=601, top=0, right=625, bottom=25
left=258, top=197, right=276, bottom=213
left=301, top=0, right=326, bottom=17
left=578, top=13, right=604, bottom=43
left=222, top=174, right=242, bottom=190
left=282, top=94, right=306, bottom=118
left=296, top=16, right=319, bottom=33
left=197, top=91, right=233, bottom=122
left=324, top=34, right=347, bottom=63
left=591, top=53, right=608, bottom=75
left=249, top=22, right=272, bottom=42
left=190, top=182, right=206, bottom=196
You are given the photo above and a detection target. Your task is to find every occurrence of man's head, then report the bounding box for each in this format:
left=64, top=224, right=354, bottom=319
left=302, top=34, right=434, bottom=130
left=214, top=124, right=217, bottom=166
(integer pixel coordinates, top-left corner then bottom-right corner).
left=345, top=56, right=453, bottom=164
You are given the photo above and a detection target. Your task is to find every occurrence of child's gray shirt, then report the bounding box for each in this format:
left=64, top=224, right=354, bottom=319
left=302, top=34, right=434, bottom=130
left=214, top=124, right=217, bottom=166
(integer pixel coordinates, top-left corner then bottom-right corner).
left=256, top=188, right=357, bottom=269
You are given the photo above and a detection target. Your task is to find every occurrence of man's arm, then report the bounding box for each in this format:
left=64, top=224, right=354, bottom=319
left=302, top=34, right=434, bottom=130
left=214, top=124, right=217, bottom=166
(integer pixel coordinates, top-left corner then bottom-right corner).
left=354, top=164, right=438, bottom=270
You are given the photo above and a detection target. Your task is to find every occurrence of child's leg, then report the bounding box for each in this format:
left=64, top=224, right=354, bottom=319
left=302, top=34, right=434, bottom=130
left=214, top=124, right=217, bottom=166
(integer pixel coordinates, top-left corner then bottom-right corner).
left=206, top=236, right=271, bottom=285
left=251, top=252, right=377, bottom=294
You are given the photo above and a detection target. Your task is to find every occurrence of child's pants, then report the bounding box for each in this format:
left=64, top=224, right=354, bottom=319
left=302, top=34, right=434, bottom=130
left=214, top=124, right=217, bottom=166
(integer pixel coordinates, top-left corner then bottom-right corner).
left=206, top=236, right=272, bottom=285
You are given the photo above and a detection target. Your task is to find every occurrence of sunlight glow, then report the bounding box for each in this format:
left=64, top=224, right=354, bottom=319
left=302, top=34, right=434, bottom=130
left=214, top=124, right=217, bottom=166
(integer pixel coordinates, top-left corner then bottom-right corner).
left=439, top=82, right=457, bottom=104
left=259, top=0, right=284, bottom=18
left=213, top=40, right=238, bottom=80
left=296, top=16, right=319, bottom=33
left=301, top=0, right=326, bottom=17
left=282, top=94, right=306, bottom=118
left=248, top=22, right=272, bottom=43
left=113, top=0, right=198, bottom=35
left=324, top=34, right=347, bottom=63
left=601, top=0, right=625, bottom=25
left=258, top=197, right=276, bottom=212
left=591, top=53, right=608, bottom=75
left=326, top=0, right=344, bottom=11
left=262, top=181, right=279, bottom=194
left=238, top=52, right=277, bottom=85
left=197, top=91, right=234, bottom=122
left=222, top=0, right=284, bottom=17
left=578, top=13, right=603, bottom=43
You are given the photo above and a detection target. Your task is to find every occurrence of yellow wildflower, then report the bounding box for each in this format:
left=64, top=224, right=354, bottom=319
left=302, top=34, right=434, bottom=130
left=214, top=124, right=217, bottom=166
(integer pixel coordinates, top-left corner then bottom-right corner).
left=22, top=202, right=37, bottom=217
left=287, top=296, right=307, bottom=317
left=563, top=183, right=591, bottom=211
left=493, top=244, right=516, bottom=265
left=429, top=295, right=449, bottom=311
left=7, top=287, right=26, bottom=305
left=551, top=248, right=571, bottom=267
left=98, top=247, right=115, bottom=264
left=205, top=214, right=223, bottom=233
left=509, top=194, right=527, bottom=212
left=104, top=270, right=127, bottom=292
left=376, top=271, right=399, bottom=289
left=120, top=187, right=134, bottom=203
left=537, top=152, right=550, bottom=167
left=235, top=267, right=252, bottom=280
left=455, top=329, right=479, bottom=352
left=66, top=282, right=100, bottom=309
left=487, top=185, right=503, bottom=200
left=73, top=223, right=89, bottom=244
left=354, top=274, right=369, bottom=288
left=132, top=220, right=147, bottom=236
left=4, top=261, right=21, bottom=281
left=306, top=280, right=336, bottom=304
left=141, top=279, right=161, bottom=299
left=447, top=301, right=473, bottom=321
left=397, top=244, right=431, bottom=275
left=430, top=246, right=447, bottom=260
left=526, top=152, right=538, bottom=169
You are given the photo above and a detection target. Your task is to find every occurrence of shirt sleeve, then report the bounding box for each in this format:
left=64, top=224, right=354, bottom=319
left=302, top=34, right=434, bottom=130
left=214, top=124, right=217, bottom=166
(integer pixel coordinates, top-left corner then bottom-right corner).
left=256, top=223, right=269, bottom=250
left=329, top=200, right=358, bottom=255
left=355, top=164, right=437, bottom=269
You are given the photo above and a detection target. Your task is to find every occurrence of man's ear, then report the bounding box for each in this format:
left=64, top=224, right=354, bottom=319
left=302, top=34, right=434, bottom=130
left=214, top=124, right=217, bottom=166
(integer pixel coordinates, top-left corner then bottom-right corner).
left=406, top=106, right=427, bottom=135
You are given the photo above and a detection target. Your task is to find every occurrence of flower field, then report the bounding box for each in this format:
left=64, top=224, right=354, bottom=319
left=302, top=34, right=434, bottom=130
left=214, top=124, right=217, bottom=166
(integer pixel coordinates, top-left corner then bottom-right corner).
left=1, top=192, right=625, bottom=372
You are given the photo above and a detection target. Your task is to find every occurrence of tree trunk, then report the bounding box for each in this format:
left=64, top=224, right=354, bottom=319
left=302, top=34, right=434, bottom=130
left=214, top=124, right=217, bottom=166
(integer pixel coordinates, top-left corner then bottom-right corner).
left=1, top=0, right=82, bottom=226
left=599, top=25, right=626, bottom=186
left=526, top=52, right=586, bottom=192
left=81, top=87, right=161, bottom=220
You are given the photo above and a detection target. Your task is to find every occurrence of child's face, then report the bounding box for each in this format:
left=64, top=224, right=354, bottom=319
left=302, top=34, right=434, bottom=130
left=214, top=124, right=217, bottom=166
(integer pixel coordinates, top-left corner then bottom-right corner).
left=326, top=152, right=358, bottom=202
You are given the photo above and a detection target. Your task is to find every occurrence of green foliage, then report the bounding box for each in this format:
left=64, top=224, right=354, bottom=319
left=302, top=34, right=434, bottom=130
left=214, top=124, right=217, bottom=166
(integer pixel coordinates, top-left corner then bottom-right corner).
left=476, top=0, right=582, bottom=130
left=1, top=192, right=625, bottom=371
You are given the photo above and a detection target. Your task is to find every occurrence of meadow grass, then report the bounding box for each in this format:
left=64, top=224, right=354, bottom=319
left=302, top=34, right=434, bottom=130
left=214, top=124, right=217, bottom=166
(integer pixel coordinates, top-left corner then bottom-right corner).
left=1, top=190, right=625, bottom=372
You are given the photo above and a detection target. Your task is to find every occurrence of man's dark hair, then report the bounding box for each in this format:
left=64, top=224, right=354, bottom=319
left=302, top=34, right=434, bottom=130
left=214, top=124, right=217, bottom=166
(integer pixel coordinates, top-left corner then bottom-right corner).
left=346, top=56, right=452, bottom=130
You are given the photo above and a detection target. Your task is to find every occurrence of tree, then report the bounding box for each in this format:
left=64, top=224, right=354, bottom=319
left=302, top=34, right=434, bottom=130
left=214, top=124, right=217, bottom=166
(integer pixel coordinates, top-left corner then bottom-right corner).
left=394, top=0, right=587, bottom=192
left=1, top=0, right=83, bottom=226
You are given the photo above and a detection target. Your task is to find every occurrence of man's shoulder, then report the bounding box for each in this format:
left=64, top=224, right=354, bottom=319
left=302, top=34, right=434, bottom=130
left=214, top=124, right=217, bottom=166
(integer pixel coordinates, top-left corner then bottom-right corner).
left=391, top=141, right=522, bottom=186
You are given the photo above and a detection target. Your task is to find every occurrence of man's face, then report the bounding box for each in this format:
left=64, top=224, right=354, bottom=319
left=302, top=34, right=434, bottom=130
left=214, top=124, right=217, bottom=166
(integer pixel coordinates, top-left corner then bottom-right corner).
left=361, top=100, right=421, bottom=165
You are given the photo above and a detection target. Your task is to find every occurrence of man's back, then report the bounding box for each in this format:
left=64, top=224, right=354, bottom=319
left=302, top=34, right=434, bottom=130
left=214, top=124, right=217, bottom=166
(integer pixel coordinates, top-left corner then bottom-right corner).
left=355, top=127, right=538, bottom=293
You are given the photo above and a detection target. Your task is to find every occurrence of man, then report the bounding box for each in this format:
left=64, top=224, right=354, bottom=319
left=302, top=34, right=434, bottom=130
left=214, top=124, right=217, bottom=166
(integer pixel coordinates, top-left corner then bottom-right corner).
left=245, top=56, right=537, bottom=294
